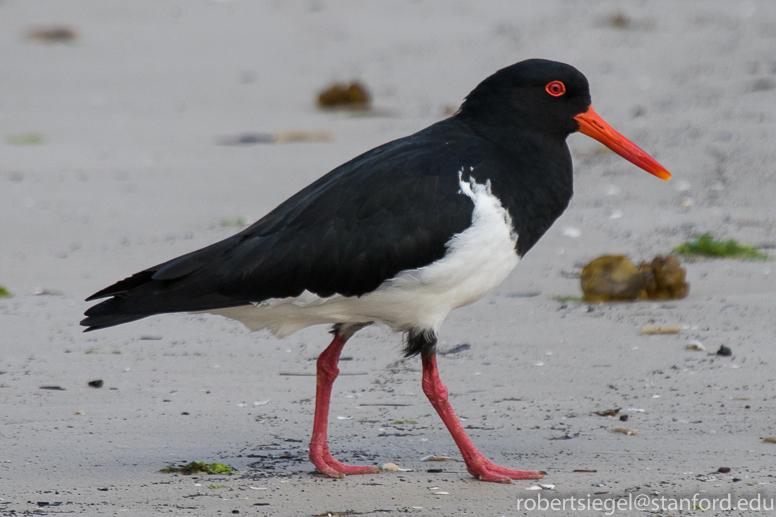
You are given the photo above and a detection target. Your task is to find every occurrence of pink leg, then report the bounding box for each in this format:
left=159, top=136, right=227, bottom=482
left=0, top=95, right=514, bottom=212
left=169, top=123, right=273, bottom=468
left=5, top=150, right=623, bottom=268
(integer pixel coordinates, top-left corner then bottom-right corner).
left=421, top=352, right=544, bottom=483
left=309, top=331, right=379, bottom=478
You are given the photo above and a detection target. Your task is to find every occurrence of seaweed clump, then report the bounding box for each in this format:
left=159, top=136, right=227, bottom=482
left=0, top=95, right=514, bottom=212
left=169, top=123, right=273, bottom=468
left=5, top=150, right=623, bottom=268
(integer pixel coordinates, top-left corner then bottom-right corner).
left=673, top=234, right=769, bottom=261
left=159, top=462, right=235, bottom=475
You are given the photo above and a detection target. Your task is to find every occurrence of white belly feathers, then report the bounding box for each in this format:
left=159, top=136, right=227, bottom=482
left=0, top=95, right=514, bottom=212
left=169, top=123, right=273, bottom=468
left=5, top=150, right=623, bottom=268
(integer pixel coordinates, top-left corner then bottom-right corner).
left=206, top=169, right=519, bottom=337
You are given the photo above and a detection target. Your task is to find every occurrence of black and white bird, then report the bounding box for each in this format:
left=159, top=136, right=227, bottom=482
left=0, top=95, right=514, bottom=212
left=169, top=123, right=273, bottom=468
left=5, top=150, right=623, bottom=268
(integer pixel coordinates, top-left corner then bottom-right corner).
left=82, top=59, right=670, bottom=482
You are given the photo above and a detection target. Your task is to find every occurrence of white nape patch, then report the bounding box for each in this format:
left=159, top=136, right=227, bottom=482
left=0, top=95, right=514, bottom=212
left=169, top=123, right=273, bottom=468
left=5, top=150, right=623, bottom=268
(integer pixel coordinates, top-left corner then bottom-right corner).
left=207, top=169, right=519, bottom=337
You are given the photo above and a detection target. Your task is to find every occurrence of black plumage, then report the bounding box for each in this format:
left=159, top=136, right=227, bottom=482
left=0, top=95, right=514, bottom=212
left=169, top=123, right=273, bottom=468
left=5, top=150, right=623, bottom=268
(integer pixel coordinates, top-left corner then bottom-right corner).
left=82, top=59, right=589, bottom=333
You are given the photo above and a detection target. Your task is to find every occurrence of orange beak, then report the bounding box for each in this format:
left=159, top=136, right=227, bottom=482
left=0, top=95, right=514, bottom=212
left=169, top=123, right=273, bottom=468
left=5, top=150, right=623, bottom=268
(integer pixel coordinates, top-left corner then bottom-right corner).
left=574, top=107, right=671, bottom=181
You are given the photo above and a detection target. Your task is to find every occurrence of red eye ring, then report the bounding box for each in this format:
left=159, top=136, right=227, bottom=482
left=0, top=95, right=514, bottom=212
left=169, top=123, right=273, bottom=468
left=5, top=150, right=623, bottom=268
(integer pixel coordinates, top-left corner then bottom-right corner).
left=545, top=81, right=566, bottom=97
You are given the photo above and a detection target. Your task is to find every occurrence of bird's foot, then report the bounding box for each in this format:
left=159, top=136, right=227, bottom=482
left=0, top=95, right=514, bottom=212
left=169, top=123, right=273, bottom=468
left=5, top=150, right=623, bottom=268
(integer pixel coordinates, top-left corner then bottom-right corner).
left=310, top=448, right=380, bottom=478
left=466, top=458, right=545, bottom=483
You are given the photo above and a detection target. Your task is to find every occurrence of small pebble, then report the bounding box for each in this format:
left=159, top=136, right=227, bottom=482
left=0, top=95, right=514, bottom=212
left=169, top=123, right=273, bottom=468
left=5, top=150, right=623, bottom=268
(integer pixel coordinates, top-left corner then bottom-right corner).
left=686, top=340, right=706, bottom=352
left=641, top=326, right=680, bottom=335
left=27, top=26, right=78, bottom=43
left=382, top=463, right=412, bottom=472
left=421, top=455, right=459, bottom=462
left=717, top=467, right=731, bottom=473
left=675, top=180, right=691, bottom=192
left=609, top=11, right=630, bottom=28
left=716, top=345, right=733, bottom=357
left=34, top=287, right=63, bottom=296
left=505, top=291, right=541, bottom=298
left=562, top=226, right=582, bottom=238
left=605, top=185, right=622, bottom=196
left=439, top=343, right=471, bottom=355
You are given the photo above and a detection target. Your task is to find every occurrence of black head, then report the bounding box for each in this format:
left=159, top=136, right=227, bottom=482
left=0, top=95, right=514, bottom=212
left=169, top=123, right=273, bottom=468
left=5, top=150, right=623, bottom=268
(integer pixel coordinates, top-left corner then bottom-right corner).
left=458, top=59, right=592, bottom=138
left=457, top=59, right=671, bottom=180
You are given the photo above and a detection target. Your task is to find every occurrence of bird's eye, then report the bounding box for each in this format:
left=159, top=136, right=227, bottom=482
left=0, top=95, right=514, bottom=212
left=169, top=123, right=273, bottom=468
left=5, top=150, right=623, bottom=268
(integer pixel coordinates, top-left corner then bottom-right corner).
left=545, top=81, right=566, bottom=97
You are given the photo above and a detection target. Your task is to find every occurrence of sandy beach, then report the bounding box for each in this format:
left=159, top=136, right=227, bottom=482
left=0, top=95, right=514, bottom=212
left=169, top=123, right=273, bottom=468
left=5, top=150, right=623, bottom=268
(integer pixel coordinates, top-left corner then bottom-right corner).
left=1, top=1, right=775, bottom=515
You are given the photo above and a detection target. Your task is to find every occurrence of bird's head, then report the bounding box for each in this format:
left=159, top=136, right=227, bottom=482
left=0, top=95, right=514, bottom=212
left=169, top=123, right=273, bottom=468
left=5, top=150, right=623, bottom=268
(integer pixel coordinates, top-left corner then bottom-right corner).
left=459, top=58, right=671, bottom=181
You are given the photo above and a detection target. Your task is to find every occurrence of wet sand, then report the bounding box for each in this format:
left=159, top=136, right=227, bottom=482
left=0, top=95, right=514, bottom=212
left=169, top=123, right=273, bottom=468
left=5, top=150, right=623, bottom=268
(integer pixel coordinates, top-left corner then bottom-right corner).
left=1, top=1, right=775, bottom=515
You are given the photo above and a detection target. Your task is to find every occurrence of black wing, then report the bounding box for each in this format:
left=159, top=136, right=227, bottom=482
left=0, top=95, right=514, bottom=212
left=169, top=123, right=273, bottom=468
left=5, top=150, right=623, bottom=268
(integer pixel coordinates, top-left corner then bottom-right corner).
left=81, top=118, right=497, bottom=331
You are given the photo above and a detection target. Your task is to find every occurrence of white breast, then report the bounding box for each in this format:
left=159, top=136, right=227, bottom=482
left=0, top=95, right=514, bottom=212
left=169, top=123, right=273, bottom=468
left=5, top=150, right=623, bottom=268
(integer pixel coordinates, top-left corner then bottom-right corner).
left=206, top=169, right=519, bottom=337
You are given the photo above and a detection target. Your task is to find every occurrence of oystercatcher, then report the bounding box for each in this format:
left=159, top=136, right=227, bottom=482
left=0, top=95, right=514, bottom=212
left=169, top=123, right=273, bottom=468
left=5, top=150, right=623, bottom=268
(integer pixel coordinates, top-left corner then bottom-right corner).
left=82, top=59, right=670, bottom=482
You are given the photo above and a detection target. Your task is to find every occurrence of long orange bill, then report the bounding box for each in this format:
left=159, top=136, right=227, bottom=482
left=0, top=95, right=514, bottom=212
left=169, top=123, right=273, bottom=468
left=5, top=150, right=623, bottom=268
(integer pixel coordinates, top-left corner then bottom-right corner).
left=574, top=107, right=671, bottom=181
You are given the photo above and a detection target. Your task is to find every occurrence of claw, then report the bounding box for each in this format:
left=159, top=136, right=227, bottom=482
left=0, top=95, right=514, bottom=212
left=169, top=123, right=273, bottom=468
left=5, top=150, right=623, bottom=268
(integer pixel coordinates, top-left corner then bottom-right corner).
left=310, top=446, right=379, bottom=478
left=471, top=461, right=544, bottom=483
